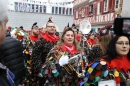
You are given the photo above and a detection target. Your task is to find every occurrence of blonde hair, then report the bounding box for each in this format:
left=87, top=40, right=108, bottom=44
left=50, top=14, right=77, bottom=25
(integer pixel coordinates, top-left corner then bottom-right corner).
left=57, top=28, right=83, bottom=52
left=99, top=35, right=111, bottom=54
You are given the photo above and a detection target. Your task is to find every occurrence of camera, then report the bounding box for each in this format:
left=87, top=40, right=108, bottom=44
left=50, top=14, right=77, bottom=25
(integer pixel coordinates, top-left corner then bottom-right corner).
left=114, top=17, right=130, bottom=36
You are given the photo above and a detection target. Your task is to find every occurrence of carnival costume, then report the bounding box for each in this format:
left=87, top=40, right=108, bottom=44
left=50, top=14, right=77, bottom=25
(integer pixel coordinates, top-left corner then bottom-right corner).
left=40, top=43, right=88, bottom=86
left=22, top=23, right=40, bottom=86
left=87, top=25, right=112, bottom=64
left=31, top=32, right=58, bottom=85
left=80, top=55, right=130, bottom=86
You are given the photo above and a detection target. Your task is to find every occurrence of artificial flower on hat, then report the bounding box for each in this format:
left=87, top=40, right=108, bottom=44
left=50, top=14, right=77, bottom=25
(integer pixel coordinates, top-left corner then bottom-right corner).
left=98, top=25, right=112, bottom=39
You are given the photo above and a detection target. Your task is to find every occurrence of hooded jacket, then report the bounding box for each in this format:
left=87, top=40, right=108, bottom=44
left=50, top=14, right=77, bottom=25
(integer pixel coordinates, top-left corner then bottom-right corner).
left=0, top=33, right=26, bottom=80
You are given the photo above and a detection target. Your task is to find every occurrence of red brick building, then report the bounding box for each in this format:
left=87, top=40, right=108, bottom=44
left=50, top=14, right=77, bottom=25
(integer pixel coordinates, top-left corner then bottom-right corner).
left=73, top=0, right=123, bottom=32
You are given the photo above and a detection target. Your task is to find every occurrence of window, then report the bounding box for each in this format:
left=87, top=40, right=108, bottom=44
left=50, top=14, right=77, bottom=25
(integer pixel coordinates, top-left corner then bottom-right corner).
left=43, top=6, right=46, bottom=13
left=81, top=8, right=85, bottom=17
left=76, top=11, right=78, bottom=19
left=115, top=0, right=120, bottom=8
left=56, top=7, right=58, bottom=14
left=14, top=2, right=18, bottom=11
left=104, top=0, right=109, bottom=12
left=32, top=4, right=34, bottom=12
left=66, top=8, right=68, bottom=14
left=97, top=3, right=100, bottom=15
left=59, top=7, right=61, bottom=14
left=26, top=4, right=30, bottom=12
left=36, top=5, right=38, bottom=12
left=40, top=5, right=42, bottom=12
left=63, top=7, right=65, bottom=14
left=70, top=8, right=72, bottom=15
left=89, top=5, right=93, bottom=15
left=52, top=7, right=54, bottom=14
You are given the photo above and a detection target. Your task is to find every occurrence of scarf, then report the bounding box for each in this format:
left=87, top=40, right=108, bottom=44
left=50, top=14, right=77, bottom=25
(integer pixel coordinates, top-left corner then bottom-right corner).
left=87, top=39, right=96, bottom=45
left=29, top=34, right=40, bottom=42
left=62, top=43, right=77, bottom=55
left=42, top=33, right=58, bottom=43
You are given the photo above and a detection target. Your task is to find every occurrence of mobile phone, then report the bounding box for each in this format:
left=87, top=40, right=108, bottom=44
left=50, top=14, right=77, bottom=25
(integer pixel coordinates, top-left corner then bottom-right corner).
left=114, top=17, right=130, bottom=36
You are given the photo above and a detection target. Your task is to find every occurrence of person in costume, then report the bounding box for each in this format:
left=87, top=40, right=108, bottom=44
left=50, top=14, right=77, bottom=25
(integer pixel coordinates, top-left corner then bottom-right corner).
left=87, top=25, right=112, bottom=63
left=31, top=18, right=59, bottom=86
left=29, top=22, right=40, bottom=42
left=41, top=28, right=88, bottom=86
left=22, top=22, right=40, bottom=86
left=81, top=35, right=130, bottom=86
left=87, top=34, right=97, bottom=47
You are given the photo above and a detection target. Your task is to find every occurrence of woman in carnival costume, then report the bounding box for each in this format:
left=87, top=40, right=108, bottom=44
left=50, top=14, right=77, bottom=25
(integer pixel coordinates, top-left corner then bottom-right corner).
left=41, top=28, right=88, bottom=86
left=87, top=25, right=112, bottom=63
left=81, top=35, right=130, bottom=86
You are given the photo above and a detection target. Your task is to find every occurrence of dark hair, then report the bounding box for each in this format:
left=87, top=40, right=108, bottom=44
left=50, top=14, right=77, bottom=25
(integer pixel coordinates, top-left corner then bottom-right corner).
left=104, top=35, right=130, bottom=61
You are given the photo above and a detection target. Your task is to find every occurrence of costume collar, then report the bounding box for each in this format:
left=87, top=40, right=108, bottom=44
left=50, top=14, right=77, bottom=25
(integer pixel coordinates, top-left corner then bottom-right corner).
left=29, top=34, right=40, bottom=42
left=107, top=56, right=130, bottom=72
left=42, top=32, right=58, bottom=43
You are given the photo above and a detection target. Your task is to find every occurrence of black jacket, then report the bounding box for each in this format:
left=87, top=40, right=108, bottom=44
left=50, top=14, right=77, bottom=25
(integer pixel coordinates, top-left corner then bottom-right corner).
left=0, top=66, right=10, bottom=86
left=0, top=33, right=26, bottom=80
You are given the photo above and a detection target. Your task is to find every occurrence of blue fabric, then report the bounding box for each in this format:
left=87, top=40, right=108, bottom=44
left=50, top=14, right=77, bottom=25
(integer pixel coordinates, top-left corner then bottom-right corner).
left=120, top=82, right=126, bottom=86
left=7, top=69, right=15, bottom=86
left=91, top=61, right=100, bottom=68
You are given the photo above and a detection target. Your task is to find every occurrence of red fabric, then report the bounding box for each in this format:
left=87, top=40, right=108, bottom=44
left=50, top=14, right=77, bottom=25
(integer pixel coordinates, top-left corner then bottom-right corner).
left=106, top=56, right=130, bottom=72
left=76, top=35, right=81, bottom=42
left=42, top=33, right=58, bottom=43
left=29, top=34, right=40, bottom=42
left=62, top=43, right=77, bottom=55
left=115, top=77, right=120, bottom=84
left=87, top=39, right=96, bottom=45
left=40, top=32, right=46, bottom=37
left=95, top=71, right=101, bottom=76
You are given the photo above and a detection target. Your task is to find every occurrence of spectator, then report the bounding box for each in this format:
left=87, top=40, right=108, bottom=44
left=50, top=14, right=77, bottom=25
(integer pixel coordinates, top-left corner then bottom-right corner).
left=0, top=33, right=26, bottom=86
left=0, top=0, right=10, bottom=86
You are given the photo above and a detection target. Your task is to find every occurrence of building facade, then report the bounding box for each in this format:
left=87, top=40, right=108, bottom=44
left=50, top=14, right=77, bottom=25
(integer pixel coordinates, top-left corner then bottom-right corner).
left=8, top=0, right=74, bottom=16
left=73, top=0, right=123, bottom=32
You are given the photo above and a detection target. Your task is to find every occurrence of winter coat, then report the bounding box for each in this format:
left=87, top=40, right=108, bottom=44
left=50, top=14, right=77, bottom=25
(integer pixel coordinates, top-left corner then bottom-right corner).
left=0, top=33, right=26, bottom=80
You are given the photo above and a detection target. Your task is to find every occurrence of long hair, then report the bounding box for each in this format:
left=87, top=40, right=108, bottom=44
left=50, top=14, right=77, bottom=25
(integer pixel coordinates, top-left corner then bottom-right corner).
left=57, top=27, right=83, bottom=52
left=99, top=35, right=111, bottom=54
left=104, top=35, right=130, bottom=61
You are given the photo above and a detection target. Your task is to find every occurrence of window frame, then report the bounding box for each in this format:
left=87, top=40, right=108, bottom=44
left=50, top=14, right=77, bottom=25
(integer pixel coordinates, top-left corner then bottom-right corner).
left=104, top=0, right=109, bottom=12
left=76, top=11, right=78, bottom=19
left=81, top=8, right=85, bottom=17
left=115, top=0, right=120, bottom=8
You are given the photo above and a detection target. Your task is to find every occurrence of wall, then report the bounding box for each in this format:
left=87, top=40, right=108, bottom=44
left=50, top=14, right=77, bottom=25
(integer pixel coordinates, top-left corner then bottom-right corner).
left=122, top=0, right=130, bottom=17
left=7, top=11, right=73, bottom=32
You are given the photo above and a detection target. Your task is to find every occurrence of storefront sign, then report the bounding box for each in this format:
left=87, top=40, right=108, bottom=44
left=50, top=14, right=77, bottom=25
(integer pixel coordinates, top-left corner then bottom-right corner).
left=74, top=12, right=116, bottom=25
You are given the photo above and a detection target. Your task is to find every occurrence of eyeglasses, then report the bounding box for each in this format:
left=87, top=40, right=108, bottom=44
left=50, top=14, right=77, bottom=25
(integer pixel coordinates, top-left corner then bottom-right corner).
left=116, top=42, right=130, bottom=46
left=47, top=26, right=55, bottom=28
